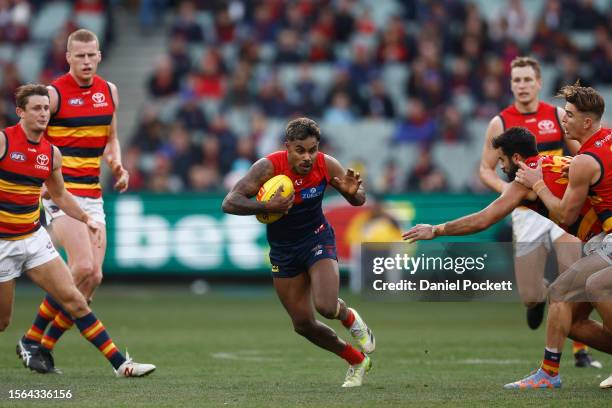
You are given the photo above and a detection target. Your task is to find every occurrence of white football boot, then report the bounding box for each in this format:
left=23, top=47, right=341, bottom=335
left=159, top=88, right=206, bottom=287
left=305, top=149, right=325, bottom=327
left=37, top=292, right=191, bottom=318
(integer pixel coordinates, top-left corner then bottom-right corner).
left=114, top=352, right=156, bottom=378
left=342, top=355, right=372, bottom=388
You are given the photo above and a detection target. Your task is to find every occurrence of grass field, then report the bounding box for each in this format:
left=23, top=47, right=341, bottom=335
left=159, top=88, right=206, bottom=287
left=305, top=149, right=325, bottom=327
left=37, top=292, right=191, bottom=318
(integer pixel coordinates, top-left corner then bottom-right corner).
left=0, top=284, right=610, bottom=407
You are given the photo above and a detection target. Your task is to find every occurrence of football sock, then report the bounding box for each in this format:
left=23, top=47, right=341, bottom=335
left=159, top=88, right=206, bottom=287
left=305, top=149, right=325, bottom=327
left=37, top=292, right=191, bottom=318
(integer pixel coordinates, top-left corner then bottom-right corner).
left=341, top=309, right=355, bottom=328
left=572, top=341, right=588, bottom=355
left=542, top=348, right=561, bottom=376
left=41, top=311, right=74, bottom=350
left=74, top=312, right=126, bottom=369
left=23, top=295, right=62, bottom=344
left=338, top=343, right=365, bottom=365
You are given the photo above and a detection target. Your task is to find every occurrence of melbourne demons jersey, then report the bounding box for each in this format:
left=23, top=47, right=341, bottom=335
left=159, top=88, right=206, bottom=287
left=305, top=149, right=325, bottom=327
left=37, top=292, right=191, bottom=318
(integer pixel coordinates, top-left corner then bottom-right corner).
left=0, top=124, right=53, bottom=239
left=499, top=102, right=564, bottom=156
left=265, top=150, right=331, bottom=245
left=46, top=73, right=114, bottom=198
left=523, top=155, right=602, bottom=241
left=577, top=127, right=612, bottom=233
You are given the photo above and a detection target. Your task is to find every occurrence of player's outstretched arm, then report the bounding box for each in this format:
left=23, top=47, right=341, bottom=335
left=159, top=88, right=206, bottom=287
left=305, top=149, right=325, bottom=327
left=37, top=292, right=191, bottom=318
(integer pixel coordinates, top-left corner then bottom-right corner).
left=44, top=146, right=101, bottom=244
left=325, top=155, right=365, bottom=206
left=403, top=181, right=528, bottom=242
left=222, top=158, right=293, bottom=215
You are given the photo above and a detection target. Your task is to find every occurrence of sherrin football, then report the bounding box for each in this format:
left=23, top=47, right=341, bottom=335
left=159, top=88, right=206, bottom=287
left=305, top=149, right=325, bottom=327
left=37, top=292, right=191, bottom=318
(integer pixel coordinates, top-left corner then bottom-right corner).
left=256, top=175, right=294, bottom=224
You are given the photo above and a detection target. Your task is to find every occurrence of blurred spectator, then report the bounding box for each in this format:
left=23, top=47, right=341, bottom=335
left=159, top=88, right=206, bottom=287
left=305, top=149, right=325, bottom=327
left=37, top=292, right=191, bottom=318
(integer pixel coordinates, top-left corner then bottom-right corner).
left=307, top=28, right=336, bottom=62
left=323, top=91, right=355, bottom=125
left=121, top=146, right=147, bottom=192
left=593, top=41, right=612, bottom=84
left=131, top=107, right=167, bottom=153
left=189, top=164, right=221, bottom=191
left=392, top=99, right=438, bottom=144
left=564, top=0, right=606, bottom=30
left=191, top=49, right=226, bottom=99
left=375, top=159, right=403, bottom=194
left=140, top=0, right=168, bottom=34
left=175, top=90, right=208, bottom=131
left=215, top=7, right=236, bottom=43
left=147, top=55, right=181, bottom=98
left=405, top=148, right=448, bottom=192
left=438, top=106, right=466, bottom=142
left=170, top=0, right=205, bottom=43
left=289, top=63, right=320, bottom=117
left=348, top=44, right=378, bottom=88
left=377, top=15, right=412, bottom=62
left=326, top=66, right=364, bottom=115
left=492, top=0, right=534, bottom=46
left=334, top=0, right=355, bottom=43
left=551, top=54, right=591, bottom=95
left=257, top=74, right=290, bottom=118
left=251, top=2, right=279, bottom=43
left=167, top=34, right=192, bottom=79
left=41, top=32, right=71, bottom=84
left=148, top=153, right=184, bottom=192
left=158, top=122, right=199, bottom=185
left=275, top=29, right=303, bottom=63
left=208, top=114, right=238, bottom=175
left=473, top=75, right=507, bottom=120
left=364, top=77, right=395, bottom=119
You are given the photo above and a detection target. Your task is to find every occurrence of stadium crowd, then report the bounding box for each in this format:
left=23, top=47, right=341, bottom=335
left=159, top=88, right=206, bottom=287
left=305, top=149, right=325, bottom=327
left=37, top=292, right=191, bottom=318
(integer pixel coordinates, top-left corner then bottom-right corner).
left=0, top=0, right=611, bottom=194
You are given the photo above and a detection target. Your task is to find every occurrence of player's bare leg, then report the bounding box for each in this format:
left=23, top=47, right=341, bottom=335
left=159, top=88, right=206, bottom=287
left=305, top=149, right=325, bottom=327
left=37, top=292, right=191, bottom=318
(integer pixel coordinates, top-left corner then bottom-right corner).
left=515, top=244, right=548, bottom=328
left=24, top=257, right=154, bottom=377
left=0, top=279, right=16, bottom=332
left=309, top=259, right=375, bottom=353
left=50, top=216, right=106, bottom=299
left=553, top=233, right=598, bottom=367
left=273, top=271, right=371, bottom=387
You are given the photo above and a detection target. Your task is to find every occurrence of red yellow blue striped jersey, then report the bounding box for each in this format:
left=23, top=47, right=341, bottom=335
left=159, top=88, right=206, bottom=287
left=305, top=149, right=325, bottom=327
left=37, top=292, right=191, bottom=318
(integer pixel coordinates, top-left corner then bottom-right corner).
left=577, top=127, right=612, bottom=233
left=523, top=155, right=602, bottom=241
left=46, top=73, right=114, bottom=198
left=499, top=102, right=564, bottom=156
left=0, top=124, right=53, bottom=239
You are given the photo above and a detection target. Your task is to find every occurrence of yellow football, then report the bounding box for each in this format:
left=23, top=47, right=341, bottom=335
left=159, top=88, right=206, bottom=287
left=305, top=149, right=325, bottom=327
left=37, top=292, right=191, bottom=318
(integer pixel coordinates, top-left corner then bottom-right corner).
left=256, top=175, right=294, bottom=224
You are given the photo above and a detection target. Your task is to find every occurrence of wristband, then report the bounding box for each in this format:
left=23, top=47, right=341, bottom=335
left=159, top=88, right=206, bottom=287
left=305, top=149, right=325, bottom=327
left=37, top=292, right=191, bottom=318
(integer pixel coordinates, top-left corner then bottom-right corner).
left=532, top=180, right=546, bottom=195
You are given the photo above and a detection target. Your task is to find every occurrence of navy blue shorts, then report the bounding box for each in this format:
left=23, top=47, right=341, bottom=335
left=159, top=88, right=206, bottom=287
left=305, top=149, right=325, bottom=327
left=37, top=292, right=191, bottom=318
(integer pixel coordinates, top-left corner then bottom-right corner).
left=269, top=225, right=338, bottom=278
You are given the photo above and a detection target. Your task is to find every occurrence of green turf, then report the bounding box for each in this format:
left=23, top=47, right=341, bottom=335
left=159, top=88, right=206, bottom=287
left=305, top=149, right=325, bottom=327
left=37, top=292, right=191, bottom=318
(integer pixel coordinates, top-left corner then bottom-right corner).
left=0, top=284, right=610, bottom=407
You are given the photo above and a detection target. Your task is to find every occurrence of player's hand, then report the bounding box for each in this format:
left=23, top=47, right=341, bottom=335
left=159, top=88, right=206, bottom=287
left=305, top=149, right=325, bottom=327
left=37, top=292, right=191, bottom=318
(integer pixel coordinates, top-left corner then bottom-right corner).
left=112, top=164, right=129, bottom=193
left=265, top=186, right=294, bottom=214
left=402, top=224, right=435, bottom=243
left=515, top=158, right=543, bottom=189
left=40, top=183, right=51, bottom=199
left=84, top=215, right=102, bottom=248
left=331, top=168, right=362, bottom=196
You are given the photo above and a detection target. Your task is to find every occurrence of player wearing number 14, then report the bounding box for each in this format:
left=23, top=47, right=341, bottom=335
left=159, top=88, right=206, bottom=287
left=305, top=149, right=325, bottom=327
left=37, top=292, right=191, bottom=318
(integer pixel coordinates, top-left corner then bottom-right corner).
left=222, top=117, right=376, bottom=387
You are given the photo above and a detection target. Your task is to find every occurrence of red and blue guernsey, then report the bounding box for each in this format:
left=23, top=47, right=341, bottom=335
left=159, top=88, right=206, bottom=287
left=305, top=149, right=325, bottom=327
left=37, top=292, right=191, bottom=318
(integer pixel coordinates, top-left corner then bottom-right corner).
left=0, top=124, right=53, bottom=239
left=266, top=150, right=331, bottom=245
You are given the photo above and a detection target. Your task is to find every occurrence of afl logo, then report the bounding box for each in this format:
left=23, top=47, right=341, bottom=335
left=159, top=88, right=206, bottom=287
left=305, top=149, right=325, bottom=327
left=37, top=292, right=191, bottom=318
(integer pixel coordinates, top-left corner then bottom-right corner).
left=295, top=179, right=303, bottom=186
left=595, top=140, right=603, bottom=148
left=92, top=92, right=105, bottom=104
left=68, top=97, right=84, bottom=106
left=10, top=152, right=26, bottom=162
left=36, top=154, right=49, bottom=166
left=538, top=120, right=555, bottom=131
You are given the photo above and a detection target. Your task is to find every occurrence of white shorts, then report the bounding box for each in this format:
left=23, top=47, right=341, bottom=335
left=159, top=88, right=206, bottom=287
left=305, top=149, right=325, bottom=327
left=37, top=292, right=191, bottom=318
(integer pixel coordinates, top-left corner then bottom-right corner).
left=0, top=228, right=59, bottom=282
left=43, top=196, right=106, bottom=225
left=512, top=207, right=567, bottom=256
left=584, top=232, right=612, bottom=265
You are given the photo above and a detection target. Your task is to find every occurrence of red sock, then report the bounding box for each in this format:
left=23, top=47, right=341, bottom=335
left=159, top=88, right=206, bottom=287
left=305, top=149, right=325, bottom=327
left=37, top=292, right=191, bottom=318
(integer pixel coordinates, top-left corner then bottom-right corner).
left=341, top=309, right=355, bottom=328
left=339, top=343, right=364, bottom=365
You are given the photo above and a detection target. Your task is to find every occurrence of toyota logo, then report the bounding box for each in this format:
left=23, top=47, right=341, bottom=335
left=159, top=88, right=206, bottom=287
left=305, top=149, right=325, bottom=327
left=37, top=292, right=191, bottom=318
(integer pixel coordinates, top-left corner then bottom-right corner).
left=36, top=154, right=49, bottom=166
left=92, top=92, right=105, bottom=103
left=538, top=120, right=555, bottom=131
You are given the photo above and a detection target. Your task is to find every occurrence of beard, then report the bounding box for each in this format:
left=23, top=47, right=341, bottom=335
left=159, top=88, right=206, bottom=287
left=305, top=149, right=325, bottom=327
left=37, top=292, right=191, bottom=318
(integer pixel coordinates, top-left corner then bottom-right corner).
left=503, top=162, right=519, bottom=181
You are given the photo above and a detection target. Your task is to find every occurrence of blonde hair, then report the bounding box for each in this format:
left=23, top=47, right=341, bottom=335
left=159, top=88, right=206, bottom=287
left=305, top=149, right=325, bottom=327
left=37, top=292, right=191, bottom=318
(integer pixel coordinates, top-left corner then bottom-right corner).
left=510, top=56, right=541, bottom=79
left=557, top=82, right=605, bottom=120
left=67, top=29, right=99, bottom=51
